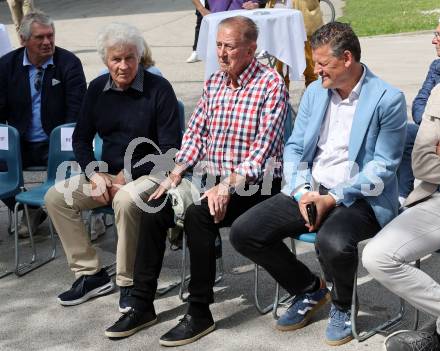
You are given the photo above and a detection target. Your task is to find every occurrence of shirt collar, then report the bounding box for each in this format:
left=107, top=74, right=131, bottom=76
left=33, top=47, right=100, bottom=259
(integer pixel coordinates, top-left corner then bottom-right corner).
left=103, top=64, right=144, bottom=92
left=22, top=49, right=54, bottom=69
left=223, top=58, right=259, bottom=89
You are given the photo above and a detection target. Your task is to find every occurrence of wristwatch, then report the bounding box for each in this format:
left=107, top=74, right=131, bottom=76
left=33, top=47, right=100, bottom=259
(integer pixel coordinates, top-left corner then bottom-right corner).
left=221, top=181, right=236, bottom=195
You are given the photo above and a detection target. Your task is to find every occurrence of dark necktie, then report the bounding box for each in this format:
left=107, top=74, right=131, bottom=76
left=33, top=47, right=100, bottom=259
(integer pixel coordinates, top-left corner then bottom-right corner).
left=34, top=66, right=43, bottom=92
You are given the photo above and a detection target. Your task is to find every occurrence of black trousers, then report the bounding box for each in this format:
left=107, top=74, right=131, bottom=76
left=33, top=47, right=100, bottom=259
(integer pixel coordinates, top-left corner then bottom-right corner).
left=0, top=140, right=48, bottom=210
left=131, top=179, right=281, bottom=311
left=230, top=192, right=381, bottom=310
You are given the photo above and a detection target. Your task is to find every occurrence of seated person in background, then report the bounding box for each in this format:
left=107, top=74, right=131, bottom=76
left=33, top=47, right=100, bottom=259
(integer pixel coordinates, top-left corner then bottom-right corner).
left=399, top=18, right=440, bottom=205
left=100, top=38, right=162, bottom=77
left=266, top=0, right=324, bottom=87
left=6, top=0, right=34, bottom=33
left=363, top=84, right=440, bottom=351
left=0, top=11, right=86, bottom=236
left=412, top=18, right=440, bottom=125
left=229, top=22, right=407, bottom=346
left=44, top=22, right=181, bottom=312
left=105, top=16, right=288, bottom=347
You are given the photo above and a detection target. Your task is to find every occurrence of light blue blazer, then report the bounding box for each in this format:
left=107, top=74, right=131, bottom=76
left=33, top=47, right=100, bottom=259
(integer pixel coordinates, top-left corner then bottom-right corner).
left=282, top=66, right=407, bottom=228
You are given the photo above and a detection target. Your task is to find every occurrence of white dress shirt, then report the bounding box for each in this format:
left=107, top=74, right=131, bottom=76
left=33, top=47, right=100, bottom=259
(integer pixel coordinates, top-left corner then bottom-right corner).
left=311, top=67, right=366, bottom=190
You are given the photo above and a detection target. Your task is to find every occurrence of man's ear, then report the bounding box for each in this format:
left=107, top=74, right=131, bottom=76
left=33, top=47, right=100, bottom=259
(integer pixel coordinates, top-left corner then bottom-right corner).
left=343, top=50, right=353, bottom=67
left=19, top=35, right=26, bottom=47
left=249, top=42, right=257, bottom=56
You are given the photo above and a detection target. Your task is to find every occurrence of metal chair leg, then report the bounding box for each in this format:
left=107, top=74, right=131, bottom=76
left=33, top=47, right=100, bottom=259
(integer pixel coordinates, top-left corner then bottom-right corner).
left=254, top=238, right=294, bottom=317
left=14, top=202, right=57, bottom=277
left=7, top=208, right=14, bottom=235
left=351, top=269, right=405, bottom=341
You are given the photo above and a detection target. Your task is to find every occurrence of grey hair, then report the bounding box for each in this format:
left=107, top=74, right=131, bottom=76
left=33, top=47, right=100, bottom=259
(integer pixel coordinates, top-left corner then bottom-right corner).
left=19, top=10, right=54, bottom=41
left=96, top=22, right=144, bottom=63
left=218, top=16, right=259, bottom=43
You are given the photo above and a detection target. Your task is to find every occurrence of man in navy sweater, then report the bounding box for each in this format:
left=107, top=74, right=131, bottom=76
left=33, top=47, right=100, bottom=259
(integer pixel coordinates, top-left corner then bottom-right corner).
left=0, top=11, right=86, bottom=235
left=44, top=22, right=181, bottom=313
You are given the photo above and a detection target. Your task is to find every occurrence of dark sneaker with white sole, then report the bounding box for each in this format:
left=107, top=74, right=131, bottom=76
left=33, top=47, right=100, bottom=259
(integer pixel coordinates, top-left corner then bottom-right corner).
left=119, top=286, right=133, bottom=313
left=105, top=309, right=157, bottom=338
left=57, top=268, right=114, bottom=306
left=159, top=314, right=215, bottom=347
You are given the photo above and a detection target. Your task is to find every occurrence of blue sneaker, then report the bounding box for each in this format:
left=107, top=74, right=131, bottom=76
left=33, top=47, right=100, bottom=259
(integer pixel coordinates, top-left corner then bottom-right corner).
left=276, top=280, right=330, bottom=331
left=325, top=304, right=353, bottom=346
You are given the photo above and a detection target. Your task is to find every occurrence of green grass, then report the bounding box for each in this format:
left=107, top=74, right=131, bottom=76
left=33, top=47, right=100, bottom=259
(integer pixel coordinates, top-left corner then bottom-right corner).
left=338, top=0, right=439, bottom=36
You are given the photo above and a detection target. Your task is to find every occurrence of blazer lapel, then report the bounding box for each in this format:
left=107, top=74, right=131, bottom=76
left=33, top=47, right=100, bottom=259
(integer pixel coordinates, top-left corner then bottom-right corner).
left=348, top=68, right=385, bottom=161
left=302, top=87, right=330, bottom=161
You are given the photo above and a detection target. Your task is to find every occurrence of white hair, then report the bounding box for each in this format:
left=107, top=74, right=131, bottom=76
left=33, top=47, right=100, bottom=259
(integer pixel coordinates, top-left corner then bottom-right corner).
left=96, top=22, right=144, bottom=63
left=19, top=11, right=54, bottom=41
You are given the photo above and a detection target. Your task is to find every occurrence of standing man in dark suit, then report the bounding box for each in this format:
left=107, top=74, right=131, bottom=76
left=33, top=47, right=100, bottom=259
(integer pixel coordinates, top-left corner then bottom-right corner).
left=0, top=10, right=87, bottom=235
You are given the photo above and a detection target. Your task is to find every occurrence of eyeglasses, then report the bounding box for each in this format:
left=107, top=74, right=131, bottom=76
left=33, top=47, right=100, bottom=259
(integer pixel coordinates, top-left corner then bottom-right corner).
left=34, top=67, right=43, bottom=92
left=434, top=32, right=440, bottom=39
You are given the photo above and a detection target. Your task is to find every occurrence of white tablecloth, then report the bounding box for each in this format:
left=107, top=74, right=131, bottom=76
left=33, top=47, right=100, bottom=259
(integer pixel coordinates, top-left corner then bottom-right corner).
left=0, top=24, right=12, bottom=58
left=196, top=8, right=306, bottom=81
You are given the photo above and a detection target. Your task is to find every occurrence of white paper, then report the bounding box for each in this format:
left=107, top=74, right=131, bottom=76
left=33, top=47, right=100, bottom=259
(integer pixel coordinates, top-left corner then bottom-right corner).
left=0, top=126, right=8, bottom=150
left=60, top=127, right=74, bottom=151
left=0, top=24, right=12, bottom=58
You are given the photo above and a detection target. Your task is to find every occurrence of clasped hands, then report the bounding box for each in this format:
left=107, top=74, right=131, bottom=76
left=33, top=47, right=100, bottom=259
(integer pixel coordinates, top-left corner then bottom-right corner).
left=89, top=170, right=126, bottom=206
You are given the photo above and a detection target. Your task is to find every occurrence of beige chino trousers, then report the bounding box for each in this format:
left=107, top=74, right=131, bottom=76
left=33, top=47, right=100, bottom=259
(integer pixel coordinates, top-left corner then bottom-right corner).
left=45, top=174, right=159, bottom=286
left=7, top=0, right=34, bottom=32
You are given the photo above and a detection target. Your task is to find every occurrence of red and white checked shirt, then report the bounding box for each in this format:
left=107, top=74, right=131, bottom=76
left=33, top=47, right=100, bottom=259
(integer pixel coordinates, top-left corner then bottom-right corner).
left=176, top=58, right=288, bottom=182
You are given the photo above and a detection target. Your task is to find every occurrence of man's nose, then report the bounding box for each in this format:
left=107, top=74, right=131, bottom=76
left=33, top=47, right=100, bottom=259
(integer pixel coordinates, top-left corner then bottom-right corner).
left=120, top=60, right=128, bottom=69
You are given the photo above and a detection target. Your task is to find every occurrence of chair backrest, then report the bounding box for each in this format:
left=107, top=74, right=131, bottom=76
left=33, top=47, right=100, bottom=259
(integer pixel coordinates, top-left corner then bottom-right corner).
left=178, top=99, right=185, bottom=136
left=284, top=105, right=293, bottom=143
left=93, top=133, right=103, bottom=161
left=46, top=123, right=77, bottom=182
left=0, top=123, right=23, bottom=195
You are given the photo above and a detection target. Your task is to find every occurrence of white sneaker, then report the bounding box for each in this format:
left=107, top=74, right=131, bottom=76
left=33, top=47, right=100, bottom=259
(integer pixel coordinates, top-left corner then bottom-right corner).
left=186, top=51, right=200, bottom=63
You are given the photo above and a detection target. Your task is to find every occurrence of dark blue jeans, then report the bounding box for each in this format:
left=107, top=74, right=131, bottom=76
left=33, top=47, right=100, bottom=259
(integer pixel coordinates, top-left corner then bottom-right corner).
left=398, top=123, right=418, bottom=198
left=230, top=192, right=381, bottom=310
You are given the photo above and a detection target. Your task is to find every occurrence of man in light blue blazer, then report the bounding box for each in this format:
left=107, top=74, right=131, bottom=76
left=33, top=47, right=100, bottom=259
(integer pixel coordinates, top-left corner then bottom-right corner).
left=230, top=22, right=407, bottom=346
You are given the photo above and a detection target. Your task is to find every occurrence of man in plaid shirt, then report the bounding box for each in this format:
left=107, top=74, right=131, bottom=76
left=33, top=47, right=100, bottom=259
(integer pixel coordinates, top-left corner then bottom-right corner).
left=105, top=16, right=288, bottom=346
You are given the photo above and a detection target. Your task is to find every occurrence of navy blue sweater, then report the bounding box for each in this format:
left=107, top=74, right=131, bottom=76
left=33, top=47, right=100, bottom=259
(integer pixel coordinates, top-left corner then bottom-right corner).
left=73, top=70, right=181, bottom=180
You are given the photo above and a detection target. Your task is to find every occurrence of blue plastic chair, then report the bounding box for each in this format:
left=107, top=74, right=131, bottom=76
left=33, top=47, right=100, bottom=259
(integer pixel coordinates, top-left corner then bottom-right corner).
left=13, top=123, right=76, bottom=276
left=0, top=124, right=23, bottom=277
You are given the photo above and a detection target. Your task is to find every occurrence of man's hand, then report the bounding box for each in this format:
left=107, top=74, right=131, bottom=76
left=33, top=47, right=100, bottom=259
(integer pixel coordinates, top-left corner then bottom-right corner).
left=109, top=170, right=126, bottom=201
left=299, top=192, right=336, bottom=232
left=200, top=7, right=211, bottom=16
left=90, top=172, right=113, bottom=205
left=201, top=183, right=231, bottom=224
left=242, top=1, right=259, bottom=9
left=148, top=172, right=182, bottom=201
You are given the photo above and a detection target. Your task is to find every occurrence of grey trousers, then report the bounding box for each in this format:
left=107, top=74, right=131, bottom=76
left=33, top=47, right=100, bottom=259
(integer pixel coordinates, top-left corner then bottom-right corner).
left=362, top=192, right=440, bottom=334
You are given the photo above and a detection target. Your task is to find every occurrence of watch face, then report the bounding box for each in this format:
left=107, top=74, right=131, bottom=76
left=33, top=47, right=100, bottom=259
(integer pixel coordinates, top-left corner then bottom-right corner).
left=228, top=186, right=236, bottom=195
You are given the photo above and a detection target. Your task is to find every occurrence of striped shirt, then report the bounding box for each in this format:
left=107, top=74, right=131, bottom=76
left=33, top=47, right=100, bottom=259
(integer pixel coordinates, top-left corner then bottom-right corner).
left=176, top=58, right=288, bottom=182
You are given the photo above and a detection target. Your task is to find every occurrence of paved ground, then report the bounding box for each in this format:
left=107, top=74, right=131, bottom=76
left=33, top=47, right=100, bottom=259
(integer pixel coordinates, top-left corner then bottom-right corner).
left=0, top=1, right=439, bottom=350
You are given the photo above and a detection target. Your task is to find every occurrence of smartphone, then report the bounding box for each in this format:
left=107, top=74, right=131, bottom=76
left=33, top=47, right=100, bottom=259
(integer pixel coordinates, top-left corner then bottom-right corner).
left=306, top=202, right=317, bottom=226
